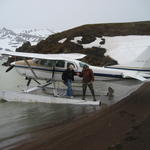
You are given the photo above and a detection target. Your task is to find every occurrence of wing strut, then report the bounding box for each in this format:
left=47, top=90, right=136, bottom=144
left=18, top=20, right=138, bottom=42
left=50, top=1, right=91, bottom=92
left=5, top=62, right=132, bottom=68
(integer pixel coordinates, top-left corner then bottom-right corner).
left=24, top=60, right=58, bottom=96
left=51, top=65, right=57, bottom=96
left=24, top=59, right=41, bottom=85
left=41, top=63, right=58, bottom=96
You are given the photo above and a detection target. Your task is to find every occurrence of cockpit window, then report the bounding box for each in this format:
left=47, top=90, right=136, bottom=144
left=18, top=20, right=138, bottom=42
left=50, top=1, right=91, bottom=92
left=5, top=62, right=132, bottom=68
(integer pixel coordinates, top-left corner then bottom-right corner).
left=39, top=60, right=47, bottom=66
left=33, top=58, right=39, bottom=63
left=79, top=62, right=88, bottom=68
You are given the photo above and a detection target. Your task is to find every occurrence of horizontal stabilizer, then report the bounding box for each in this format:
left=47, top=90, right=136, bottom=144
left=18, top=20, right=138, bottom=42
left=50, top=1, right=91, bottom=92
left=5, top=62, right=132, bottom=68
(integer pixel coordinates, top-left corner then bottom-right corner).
left=122, top=72, right=147, bottom=81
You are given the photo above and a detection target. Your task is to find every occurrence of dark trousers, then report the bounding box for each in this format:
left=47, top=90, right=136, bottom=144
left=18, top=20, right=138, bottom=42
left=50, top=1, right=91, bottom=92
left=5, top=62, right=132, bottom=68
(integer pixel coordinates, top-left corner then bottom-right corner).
left=82, top=82, right=96, bottom=100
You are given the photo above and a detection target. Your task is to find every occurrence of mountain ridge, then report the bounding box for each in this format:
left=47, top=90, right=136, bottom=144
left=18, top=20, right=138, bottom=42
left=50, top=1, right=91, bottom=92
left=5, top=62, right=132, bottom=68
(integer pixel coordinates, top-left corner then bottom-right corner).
left=16, top=21, right=150, bottom=66
left=0, top=27, right=53, bottom=51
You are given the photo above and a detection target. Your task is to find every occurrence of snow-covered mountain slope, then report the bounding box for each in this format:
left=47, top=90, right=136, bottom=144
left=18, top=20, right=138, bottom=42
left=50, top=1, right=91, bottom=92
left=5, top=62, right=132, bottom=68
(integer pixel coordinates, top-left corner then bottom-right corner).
left=103, top=36, right=150, bottom=64
left=70, top=35, right=150, bottom=64
left=0, top=27, right=53, bottom=51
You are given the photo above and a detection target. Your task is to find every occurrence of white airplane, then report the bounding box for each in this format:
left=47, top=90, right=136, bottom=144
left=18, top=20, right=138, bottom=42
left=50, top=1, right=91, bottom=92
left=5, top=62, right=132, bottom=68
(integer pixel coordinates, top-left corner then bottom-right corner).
left=0, top=46, right=150, bottom=93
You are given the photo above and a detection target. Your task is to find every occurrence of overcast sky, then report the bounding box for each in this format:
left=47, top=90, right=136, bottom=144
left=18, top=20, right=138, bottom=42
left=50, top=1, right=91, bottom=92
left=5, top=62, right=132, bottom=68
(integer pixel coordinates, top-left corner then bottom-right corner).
left=0, top=0, right=150, bottom=31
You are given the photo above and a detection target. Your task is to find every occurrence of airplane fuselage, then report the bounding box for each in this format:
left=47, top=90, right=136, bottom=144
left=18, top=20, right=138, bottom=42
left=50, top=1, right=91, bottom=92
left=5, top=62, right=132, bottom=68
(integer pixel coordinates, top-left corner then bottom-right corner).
left=12, top=59, right=150, bottom=82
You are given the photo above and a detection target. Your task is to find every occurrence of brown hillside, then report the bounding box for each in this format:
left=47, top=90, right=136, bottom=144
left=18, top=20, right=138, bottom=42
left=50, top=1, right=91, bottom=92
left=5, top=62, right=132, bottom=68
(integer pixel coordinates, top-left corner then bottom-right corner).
left=16, top=21, right=150, bottom=66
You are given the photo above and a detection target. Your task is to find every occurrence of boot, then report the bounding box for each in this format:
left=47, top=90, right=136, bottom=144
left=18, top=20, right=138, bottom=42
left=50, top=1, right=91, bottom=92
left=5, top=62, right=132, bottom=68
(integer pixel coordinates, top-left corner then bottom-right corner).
left=82, top=84, right=87, bottom=100
left=89, top=84, right=96, bottom=101
left=82, top=96, right=85, bottom=100
left=93, top=97, right=96, bottom=101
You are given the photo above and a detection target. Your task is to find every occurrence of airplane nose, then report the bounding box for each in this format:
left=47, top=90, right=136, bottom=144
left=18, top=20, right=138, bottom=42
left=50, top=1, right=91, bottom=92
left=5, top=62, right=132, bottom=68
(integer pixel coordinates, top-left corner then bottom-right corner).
left=10, top=62, right=16, bottom=65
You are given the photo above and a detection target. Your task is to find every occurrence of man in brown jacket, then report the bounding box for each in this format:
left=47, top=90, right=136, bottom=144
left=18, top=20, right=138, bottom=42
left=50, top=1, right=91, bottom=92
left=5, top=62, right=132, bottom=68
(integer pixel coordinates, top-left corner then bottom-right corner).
left=80, top=65, right=96, bottom=101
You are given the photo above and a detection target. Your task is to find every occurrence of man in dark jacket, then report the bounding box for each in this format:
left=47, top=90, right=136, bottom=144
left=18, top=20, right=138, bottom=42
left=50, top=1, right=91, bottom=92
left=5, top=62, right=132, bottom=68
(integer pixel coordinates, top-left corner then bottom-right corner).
left=80, top=65, right=96, bottom=101
left=62, top=65, right=76, bottom=98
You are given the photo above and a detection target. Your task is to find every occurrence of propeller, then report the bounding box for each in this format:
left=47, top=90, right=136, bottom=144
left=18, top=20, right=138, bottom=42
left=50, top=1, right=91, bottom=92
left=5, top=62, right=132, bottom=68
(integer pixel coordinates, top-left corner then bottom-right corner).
left=5, top=65, right=14, bottom=72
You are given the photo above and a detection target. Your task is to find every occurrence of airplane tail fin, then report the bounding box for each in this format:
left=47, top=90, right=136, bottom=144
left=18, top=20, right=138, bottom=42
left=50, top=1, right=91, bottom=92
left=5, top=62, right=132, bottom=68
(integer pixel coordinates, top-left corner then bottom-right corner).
left=106, top=46, right=150, bottom=81
left=122, top=46, right=150, bottom=69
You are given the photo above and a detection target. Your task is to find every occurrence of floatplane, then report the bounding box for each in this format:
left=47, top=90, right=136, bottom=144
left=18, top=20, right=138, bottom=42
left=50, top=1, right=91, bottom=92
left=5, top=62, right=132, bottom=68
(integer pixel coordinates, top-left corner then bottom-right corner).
left=0, top=47, right=150, bottom=105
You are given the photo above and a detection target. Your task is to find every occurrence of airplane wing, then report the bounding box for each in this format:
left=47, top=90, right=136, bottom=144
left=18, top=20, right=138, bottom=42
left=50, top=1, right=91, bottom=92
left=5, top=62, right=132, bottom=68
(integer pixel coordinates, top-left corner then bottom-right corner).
left=0, top=50, right=86, bottom=61
left=122, top=72, right=148, bottom=81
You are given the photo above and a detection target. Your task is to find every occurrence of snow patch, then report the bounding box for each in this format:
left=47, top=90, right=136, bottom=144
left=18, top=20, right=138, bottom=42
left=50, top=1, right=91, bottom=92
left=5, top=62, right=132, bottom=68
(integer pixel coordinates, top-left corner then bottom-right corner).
left=58, top=38, right=67, bottom=43
left=71, top=36, right=83, bottom=44
left=70, top=36, right=104, bottom=49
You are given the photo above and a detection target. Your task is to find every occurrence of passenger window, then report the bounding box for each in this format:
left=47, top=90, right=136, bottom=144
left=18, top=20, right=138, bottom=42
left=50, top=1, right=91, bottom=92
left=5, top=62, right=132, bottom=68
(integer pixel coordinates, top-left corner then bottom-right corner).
left=47, top=60, right=56, bottom=67
left=39, top=60, right=55, bottom=67
left=38, top=60, right=65, bottom=68
left=40, top=60, right=47, bottom=66
left=56, top=60, right=65, bottom=68
left=79, top=62, right=87, bottom=68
